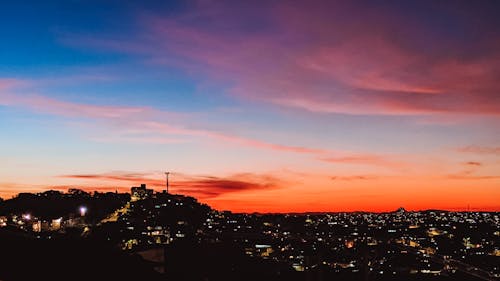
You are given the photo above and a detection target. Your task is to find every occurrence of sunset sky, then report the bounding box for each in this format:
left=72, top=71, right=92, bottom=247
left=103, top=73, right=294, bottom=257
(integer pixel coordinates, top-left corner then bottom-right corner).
left=1, top=0, right=499, bottom=212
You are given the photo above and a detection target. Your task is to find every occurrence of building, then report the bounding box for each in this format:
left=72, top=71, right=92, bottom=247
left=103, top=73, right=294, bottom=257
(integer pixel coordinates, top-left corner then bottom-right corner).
left=51, top=218, right=62, bottom=231
left=0, top=216, right=7, bottom=227
left=131, top=184, right=154, bottom=201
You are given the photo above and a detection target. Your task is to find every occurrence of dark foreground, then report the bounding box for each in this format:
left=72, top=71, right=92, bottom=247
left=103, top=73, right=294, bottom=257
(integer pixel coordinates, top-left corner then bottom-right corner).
left=0, top=228, right=487, bottom=281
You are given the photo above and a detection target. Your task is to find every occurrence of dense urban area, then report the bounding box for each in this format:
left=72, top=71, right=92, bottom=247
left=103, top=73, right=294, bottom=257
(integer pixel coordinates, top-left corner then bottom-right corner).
left=0, top=185, right=498, bottom=281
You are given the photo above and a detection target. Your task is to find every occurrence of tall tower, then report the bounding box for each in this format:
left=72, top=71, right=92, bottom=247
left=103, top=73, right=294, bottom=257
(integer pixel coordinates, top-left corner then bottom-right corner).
left=165, top=171, right=170, bottom=193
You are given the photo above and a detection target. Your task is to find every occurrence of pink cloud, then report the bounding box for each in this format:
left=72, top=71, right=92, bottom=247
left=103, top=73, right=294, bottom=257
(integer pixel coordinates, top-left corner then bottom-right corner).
left=0, top=91, right=154, bottom=119
left=0, top=78, right=29, bottom=91
left=6, top=81, right=392, bottom=163
left=67, top=2, right=500, bottom=117
left=0, top=83, right=341, bottom=158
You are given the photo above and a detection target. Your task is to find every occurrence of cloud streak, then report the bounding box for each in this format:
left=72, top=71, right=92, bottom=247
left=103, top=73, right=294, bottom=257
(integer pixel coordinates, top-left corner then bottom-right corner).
left=58, top=171, right=282, bottom=199
left=0, top=83, right=325, bottom=155
left=447, top=174, right=500, bottom=180
left=457, top=146, right=500, bottom=155
left=319, top=154, right=403, bottom=169
left=0, top=79, right=24, bottom=90
left=447, top=161, right=499, bottom=180
left=330, top=175, right=378, bottom=181
left=63, top=1, right=500, bottom=117
left=0, top=92, right=154, bottom=119
left=1, top=80, right=398, bottom=168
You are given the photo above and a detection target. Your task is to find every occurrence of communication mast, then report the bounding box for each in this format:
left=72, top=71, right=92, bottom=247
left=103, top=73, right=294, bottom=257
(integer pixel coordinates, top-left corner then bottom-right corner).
left=165, top=171, right=170, bottom=193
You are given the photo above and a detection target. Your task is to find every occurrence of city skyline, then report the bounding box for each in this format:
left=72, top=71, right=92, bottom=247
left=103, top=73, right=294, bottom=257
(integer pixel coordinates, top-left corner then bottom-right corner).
left=1, top=0, right=500, bottom=212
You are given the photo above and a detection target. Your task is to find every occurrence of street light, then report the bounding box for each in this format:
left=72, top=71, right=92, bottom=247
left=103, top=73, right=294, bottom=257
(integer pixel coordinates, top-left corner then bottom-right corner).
left=79, top=206, right=87, bottom=216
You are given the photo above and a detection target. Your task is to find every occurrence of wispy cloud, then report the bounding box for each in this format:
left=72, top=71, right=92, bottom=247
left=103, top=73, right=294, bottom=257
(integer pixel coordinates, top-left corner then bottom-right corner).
left=330, top=175, right=378, bottom=181
left=0, top=78, right=23, bottom=90
left=0, top=182, right=53, bottom=199
left=457, top=146, right=500, bottom=155
left=464, top=161, right=482, bottom=166
left=447, top=161, right=499, bottom=180
left=49, top=185, right=125, bottom=193
left=58, top=171, right=283, bottom=199
left=1, top=93, right=153, bottom=119
left=1, top=81, right=399, bottom=168
left=319, top=154, right=402, bottom=169
left=62, top=1, right=500, bottom=117
left=447, top=174, right=500, bottom=180
left=0, top=83, right=325, bottom=155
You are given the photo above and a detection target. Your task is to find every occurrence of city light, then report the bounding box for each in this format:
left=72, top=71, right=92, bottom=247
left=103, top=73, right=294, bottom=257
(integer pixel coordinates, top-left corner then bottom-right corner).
left=79, top=206, right=87, bottom=216
left=1, top=187, right=499, bottom=279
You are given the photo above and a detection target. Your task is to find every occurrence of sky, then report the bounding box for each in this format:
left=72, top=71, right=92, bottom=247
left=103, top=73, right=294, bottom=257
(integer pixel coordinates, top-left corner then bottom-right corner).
left=1, top=0, right=499, bottom=212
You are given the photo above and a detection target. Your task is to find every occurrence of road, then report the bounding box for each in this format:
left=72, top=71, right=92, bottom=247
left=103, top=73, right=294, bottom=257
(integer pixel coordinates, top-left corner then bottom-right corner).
left=98, top=202, right=130, bottom=225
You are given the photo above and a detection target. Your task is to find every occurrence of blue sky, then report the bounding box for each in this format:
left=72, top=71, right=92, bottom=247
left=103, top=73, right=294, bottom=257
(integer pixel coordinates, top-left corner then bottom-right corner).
left=1, top=0, right=499, bottom=212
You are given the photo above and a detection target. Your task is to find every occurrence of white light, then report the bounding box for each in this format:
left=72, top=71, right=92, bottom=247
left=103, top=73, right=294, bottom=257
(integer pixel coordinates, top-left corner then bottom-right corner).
left=79, top=206, right=87, bottom=216
left=23, top=214, right=31, bottom=220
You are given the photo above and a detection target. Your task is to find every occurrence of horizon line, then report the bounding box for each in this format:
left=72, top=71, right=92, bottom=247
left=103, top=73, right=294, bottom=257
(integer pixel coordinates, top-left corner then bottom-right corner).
left=2, top=187, right=499, bottom=214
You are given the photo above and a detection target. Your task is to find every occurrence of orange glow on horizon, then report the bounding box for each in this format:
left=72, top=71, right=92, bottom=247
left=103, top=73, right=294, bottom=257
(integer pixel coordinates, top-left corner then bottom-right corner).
left=2, top=172, right=499, bottom=213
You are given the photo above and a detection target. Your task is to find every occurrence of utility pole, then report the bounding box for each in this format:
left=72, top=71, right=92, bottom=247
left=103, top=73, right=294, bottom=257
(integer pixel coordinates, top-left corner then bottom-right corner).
left=165, top=171, right=170, bottom=193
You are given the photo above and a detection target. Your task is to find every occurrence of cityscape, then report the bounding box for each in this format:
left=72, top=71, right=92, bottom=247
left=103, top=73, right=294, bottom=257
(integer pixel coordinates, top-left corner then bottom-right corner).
left=0, top=182, right=499, bottom=280
left=1, top=0, right=500, bottom=280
